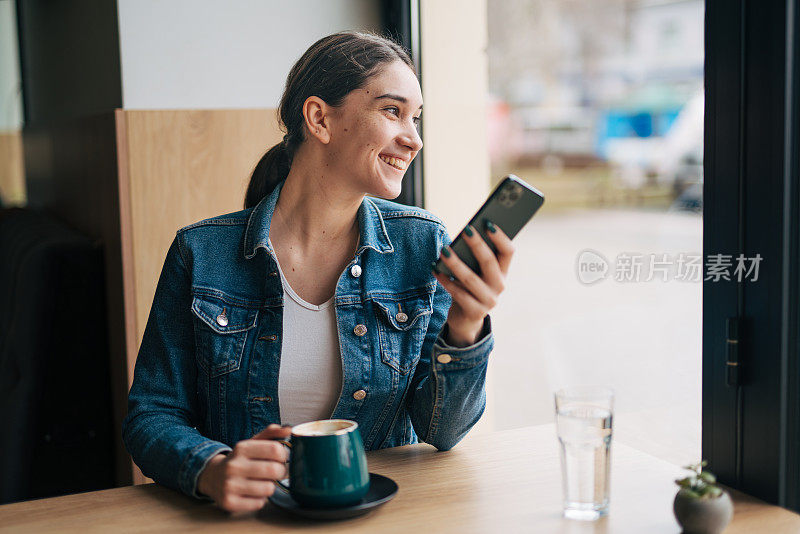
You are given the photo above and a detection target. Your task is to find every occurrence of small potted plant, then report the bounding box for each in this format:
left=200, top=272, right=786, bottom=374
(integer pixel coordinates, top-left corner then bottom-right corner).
left=673, top=461, right=733, bottom=534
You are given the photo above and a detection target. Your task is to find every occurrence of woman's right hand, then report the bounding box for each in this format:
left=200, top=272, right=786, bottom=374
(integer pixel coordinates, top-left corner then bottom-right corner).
left=197, top=424, right=292, bottom=512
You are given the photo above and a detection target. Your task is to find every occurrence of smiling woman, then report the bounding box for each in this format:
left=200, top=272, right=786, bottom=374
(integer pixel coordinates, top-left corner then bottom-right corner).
left=122, top=31, right=515, bottom=514
left=243, top=32, right=422, bottom=209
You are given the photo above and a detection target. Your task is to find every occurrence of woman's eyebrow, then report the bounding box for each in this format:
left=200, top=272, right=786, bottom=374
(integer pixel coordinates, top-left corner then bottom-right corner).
left=375, top=93, right=423, bottom=110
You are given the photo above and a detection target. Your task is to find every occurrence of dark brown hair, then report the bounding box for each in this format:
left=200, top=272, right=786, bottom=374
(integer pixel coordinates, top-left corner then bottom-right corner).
left=243, top=31, right=415, bottom=209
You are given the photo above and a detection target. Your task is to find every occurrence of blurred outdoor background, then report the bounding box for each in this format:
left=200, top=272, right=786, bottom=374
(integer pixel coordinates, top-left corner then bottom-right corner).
left=481, top=0, right=704, bottom=466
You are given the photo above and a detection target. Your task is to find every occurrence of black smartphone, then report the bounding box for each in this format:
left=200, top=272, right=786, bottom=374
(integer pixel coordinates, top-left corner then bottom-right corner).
left=433, top=175, right=544, bottom=279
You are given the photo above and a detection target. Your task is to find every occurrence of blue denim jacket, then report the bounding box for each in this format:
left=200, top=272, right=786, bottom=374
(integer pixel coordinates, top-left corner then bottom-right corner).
left=122, top=181, right=494, bottom=498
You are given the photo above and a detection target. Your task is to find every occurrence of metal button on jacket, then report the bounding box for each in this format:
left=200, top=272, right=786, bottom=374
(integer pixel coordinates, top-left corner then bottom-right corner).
left=437, top=354, right=452, bottom=364
left=353, top=324, right=367, bottom=337
left=395, top=312, right=408, bottom=323
left=350, top=264, right=362, bottom=278
left=216, top=313, right=228, bottom=327
left=353, top=389, right=367, bottom=401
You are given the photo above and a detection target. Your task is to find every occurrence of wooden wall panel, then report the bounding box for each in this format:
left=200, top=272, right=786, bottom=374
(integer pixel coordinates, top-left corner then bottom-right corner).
left=0, top=131, right=26, bottom=206
left=115, top=109, right=282, bottom=482
left=118, top=109, right=282, bottom=363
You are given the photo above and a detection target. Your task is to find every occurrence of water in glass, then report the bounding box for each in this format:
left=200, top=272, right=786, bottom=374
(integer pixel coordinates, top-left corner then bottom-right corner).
left=556, top=397, right=613, bottom=520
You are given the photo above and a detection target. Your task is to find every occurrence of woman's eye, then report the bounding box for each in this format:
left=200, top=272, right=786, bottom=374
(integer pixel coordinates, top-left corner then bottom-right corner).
left=383, top=107, right=421, bottom=129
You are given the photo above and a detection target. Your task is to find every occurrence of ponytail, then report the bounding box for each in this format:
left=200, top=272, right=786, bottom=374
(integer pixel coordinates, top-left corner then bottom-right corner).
left=244, top=140, right=291, bottom=209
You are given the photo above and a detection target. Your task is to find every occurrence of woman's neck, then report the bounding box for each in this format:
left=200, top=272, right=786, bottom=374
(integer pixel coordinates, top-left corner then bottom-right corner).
left=272, top=156, right=362, bottom=255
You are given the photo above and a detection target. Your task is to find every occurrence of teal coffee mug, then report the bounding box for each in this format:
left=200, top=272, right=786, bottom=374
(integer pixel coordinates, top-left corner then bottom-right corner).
left=275, top=419, right=370, bottom=508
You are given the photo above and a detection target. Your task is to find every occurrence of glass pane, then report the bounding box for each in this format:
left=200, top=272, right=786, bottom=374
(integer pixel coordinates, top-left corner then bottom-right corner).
left=0, top=0, right=26, bottom=207
left=486, top=0, right=704, bottom=466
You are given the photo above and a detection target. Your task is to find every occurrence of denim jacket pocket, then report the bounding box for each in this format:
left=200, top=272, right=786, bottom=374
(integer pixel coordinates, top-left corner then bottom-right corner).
left=374, top=291, right=434, bottom=375
left=191, top=293, right=259, bottom=378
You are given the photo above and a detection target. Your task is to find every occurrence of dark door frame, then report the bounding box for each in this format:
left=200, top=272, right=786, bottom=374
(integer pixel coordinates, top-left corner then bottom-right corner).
left=382, top=0, right=424, bottom=208
left=703, top=0, right=800, bottom=510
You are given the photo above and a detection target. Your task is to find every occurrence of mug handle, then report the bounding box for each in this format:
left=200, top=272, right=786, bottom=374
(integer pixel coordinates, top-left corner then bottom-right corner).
left=272, top=438, right=292, bottom=493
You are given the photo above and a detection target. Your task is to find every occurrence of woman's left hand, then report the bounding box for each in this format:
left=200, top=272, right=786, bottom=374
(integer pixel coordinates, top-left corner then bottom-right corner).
left=432, top=221, right=514, bottom=347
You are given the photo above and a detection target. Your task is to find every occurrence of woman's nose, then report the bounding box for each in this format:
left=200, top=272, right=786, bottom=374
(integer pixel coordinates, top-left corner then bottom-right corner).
left=399, top=123, right=423, bottom=152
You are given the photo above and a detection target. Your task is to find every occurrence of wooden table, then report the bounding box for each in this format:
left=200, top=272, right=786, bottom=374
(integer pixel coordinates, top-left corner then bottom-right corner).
left=2, top=425, right=799, bottom=533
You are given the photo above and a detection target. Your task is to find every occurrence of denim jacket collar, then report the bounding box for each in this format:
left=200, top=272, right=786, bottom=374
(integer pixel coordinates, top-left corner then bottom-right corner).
left=243, top=179, right=394, bottom=260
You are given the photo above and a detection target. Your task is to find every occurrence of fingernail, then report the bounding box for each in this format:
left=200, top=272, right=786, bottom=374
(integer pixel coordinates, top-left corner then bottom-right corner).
left=485, top=220, right=497, bottom=233
left=441, top=246, right=451, bottom=258
left=431, top=261, right=439, bottom=273
left=464, top=225, right=474, bottom=237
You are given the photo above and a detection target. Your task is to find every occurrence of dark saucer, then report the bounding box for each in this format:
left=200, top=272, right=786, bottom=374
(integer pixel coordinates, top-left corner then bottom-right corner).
left=267, top=472, right=398, bottom=520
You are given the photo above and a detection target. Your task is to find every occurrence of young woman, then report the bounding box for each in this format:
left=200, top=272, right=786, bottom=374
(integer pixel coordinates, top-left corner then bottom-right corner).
left=123, top=31, right=515, bottom=513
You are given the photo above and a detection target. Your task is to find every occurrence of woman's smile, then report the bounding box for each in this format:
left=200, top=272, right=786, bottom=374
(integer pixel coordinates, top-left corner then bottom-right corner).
left=378, top=154, right=408, bottom=171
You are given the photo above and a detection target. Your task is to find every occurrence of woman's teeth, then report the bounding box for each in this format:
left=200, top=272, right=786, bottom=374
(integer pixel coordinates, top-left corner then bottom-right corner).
left=379, top=155, right=407, bottom=170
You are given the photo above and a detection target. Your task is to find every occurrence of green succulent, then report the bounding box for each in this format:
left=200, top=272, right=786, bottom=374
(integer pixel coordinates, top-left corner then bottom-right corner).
left=675, top=461, right=724, bottom=499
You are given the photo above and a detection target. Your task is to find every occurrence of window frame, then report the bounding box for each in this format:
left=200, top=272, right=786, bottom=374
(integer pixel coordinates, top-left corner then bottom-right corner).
left=703, top=0, right=800, bottom=510
left=382, top=0, right=424, bottom=208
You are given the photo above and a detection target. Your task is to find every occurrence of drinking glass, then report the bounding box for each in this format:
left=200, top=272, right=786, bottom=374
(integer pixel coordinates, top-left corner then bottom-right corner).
left=555, top=386, right=614, bottom=520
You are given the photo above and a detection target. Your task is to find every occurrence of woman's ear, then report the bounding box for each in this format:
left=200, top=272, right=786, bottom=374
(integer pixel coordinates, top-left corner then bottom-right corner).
left=302, top=96, right=332, bottom=144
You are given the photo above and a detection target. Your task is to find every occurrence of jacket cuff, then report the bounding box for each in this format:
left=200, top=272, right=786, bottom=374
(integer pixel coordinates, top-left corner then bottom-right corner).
left=179, top=439, right=233, bottom=499
left=433, top=315, right=493, bottom=368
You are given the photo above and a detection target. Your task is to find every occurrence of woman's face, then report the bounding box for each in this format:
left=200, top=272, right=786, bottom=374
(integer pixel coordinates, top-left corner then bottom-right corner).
left=326, top=60, right=423, bottom=199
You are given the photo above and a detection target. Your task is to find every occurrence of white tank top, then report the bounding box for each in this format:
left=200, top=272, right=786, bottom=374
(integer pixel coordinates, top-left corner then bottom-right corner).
left=270, top=241, right=344, bottom=426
